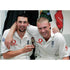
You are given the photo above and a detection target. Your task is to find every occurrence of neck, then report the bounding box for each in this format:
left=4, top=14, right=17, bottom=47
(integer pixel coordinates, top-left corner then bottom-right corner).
left=17, top=30, right=26, bottom=39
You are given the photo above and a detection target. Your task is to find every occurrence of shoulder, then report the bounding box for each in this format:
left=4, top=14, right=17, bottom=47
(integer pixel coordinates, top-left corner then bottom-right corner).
left=54, top=32, right=66, bottom=42
left=54, top=32, right=64, bottom=38
left=27, top=24, right=39, bottom=36
left=27, top=24, right=38, bottom=32
left=2, top=29, right=10, bottom=38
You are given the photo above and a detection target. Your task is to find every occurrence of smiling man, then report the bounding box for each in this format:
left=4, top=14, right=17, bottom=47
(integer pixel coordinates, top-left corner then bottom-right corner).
left=1, top=13, right=34, bottom=59
left=34, top=17, right=69, bottom=60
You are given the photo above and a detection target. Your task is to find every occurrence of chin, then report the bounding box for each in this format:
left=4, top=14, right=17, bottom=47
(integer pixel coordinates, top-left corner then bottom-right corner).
left=43, top=35, right=48, bottom=38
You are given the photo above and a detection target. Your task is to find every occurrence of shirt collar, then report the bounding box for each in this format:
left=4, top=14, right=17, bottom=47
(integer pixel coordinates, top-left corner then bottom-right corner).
left=51, top=29, right=54, bottom=38
left=14, top=30, right=28, bottom=39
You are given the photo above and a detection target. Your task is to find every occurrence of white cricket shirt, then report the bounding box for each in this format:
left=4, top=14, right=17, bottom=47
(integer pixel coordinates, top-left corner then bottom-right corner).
left=27, top=25, right=69, bottom=60
left=1, top=29, right=33, bottom=60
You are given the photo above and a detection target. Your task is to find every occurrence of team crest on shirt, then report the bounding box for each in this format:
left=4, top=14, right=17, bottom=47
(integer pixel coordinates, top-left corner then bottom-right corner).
left=37, top=38, right=43, bottom=45
left=13, top=40, right=17, bottom=46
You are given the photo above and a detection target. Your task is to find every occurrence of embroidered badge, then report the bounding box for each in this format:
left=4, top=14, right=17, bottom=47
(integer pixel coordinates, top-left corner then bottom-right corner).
left=37, top=38, right=43, bottom=45
left=13, top=40, right=16, bottom=45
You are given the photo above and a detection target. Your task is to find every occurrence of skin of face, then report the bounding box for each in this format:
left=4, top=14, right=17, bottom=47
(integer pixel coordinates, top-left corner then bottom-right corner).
left=16, top=16, right=29, bottom=33
left=37, top=20, right=51, bottom=41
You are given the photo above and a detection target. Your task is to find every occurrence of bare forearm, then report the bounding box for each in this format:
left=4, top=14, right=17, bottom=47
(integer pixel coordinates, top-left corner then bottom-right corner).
left=3, top=49, right=24, bottom=59
left=63, top=56, right=69, bottom=60
left=3, top=45, right=34, bottom=59
left=5, top=23, right=17, bottom=49
left=9, top=22, right=16, bottom=36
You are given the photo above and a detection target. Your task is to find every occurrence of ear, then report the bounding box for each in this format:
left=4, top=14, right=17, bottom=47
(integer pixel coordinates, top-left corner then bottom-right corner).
left=15, top=21, right=17, bottom=25
left=49, top=23, right=51, bottom=29
left=27, top=22, right=29, bottom=26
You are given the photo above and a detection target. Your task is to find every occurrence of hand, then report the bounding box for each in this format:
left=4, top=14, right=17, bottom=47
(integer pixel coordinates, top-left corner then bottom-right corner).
left=22, top=45, right=35, bottom=53
left=5, top=37, right=15, bottom=49
left=52, top=27, right=59, bottom=33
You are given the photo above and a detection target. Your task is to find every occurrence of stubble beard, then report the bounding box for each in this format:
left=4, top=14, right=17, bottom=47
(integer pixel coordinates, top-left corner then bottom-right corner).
left=19, top=29, right=26, bottom=32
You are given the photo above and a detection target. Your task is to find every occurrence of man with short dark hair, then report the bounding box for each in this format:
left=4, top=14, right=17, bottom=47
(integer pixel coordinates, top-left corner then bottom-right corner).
left=1, top=13, right=34, bottom=59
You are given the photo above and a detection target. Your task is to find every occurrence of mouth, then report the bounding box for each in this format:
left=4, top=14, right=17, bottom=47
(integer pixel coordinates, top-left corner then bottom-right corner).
left=20, top=26, right=25, bottom=28
left=20, top=26, right=26, bottom=30
left=19, top=27, right=26, bottom=32
left=42, top=32, right=47, bottom=35
left=41, top=32, right=48, bottom=38
left=19, top=29, right=26, bottom=32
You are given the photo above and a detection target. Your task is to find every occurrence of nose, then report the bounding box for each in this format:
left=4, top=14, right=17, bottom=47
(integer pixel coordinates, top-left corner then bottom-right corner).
left=41, top=29, right=45, bottom=33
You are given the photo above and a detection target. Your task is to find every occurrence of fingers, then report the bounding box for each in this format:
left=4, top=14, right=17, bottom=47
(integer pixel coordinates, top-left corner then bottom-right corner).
left=7, top=43, right=10, bottom=49
left=26, top=48, right=33, bottom=51
left=52, top=27, right=59, bottom=33
left=26, top=45, right=35, bottom=49
left=5, top=41, right=11, bottom=49
left=14, top=21, right=17, bottom=24
left=24, top=45, right=35, bottom=52
left=31, top=45, right=35, bottom=48
left=4, top=39, right=15, bottom=49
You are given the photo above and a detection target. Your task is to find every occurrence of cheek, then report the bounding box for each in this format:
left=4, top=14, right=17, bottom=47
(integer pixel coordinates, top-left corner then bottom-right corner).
left=25, top=24, right=28, bottom=27
left=24, top=25, right=27, bottom=28
left=18, top=24, right=21, bottom=28
left=17, top=24, right=21, bottom=29
left=39, top=30, right=43, bottom=35
left=17, top=23, right=20, bottom=26
left=38, top=29, right=41, bottom=33
left=46, top=27, right=50, bottom=31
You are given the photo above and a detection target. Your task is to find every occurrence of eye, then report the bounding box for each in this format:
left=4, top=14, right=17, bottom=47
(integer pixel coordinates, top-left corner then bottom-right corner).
left=43, top=27, right=47, bottom=29
left=24, top=21, right=27, bottom=23
left=18, top=21, right=22, bottom=23
left=38, top=28, right=42, bottom=30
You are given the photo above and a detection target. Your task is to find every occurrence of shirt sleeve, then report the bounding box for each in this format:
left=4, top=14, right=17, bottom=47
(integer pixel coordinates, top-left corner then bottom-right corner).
left=27, top=25, right=38, bottom=36
left=55, top=33, right=69, bottom=59
left=1, top=29, right=10, bottom=54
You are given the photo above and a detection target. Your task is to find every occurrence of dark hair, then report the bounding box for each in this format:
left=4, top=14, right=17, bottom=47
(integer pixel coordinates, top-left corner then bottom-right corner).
left=16, top=12, right=29, bottom=21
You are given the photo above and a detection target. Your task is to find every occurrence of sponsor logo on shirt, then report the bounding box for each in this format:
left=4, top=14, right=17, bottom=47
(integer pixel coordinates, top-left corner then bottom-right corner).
left=13, top=40, right=17, bottom=46
left=65, top=46, right=68, bottom=51
left=37, top=38, right=43, bottom=45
